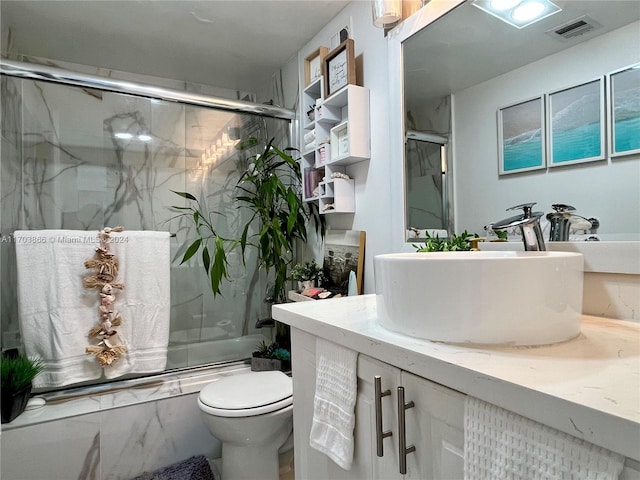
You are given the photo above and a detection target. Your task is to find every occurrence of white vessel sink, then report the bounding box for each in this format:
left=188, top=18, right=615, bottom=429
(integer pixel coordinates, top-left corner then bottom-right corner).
left=374, top=251, right=584, bottom=346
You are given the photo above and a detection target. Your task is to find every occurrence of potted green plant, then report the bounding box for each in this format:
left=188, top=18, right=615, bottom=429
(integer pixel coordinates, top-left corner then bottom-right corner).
left=1, top=353, right=44, bottom=423
left=251, top=340, right=291, bottom=372
left=290, top=260, right=326, bottom=291
left=414, top=230, right=479, bottom=252
left=172, top=137, right=323, bottom=348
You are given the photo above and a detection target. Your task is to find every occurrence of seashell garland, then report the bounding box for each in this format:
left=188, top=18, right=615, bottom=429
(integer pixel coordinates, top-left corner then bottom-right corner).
left=84, top=227, right=126, bottom=366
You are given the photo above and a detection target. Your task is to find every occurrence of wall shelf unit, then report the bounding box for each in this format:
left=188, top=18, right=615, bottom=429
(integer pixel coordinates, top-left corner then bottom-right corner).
left=299, top=76, right=370, bottom=215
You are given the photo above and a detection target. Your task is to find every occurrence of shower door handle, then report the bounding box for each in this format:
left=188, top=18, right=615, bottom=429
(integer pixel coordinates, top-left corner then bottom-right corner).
left=374, top=375, right=392, bottom=457
left=397, top=386, right=416, bottom=474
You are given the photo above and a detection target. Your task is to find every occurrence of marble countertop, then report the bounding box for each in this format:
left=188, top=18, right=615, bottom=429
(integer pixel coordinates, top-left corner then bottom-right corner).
left=272, top=294, right=640, bottom=461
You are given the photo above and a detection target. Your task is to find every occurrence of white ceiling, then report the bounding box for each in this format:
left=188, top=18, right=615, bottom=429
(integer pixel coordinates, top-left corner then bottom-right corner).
left=404, top=0, right=640, bottom=105
left=1, top=0, right=350, bottom=93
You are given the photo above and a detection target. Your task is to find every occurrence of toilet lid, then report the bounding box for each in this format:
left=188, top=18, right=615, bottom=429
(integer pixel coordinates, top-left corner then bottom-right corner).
left=199, top=370, right=292, bottom=410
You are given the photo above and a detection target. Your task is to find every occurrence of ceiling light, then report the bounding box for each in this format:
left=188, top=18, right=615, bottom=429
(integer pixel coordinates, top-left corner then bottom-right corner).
left=114, top=132, right=133, bottom=139
left=490, top=0, right=520, bottom=11
left=472, top=0, right=561, bottom=29
left=137, top=134, right=152, bottom=142
left=512, top=1, right=545, bottom=21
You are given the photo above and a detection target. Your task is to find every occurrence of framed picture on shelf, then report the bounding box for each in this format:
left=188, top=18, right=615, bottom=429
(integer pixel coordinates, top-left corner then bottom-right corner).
left=547, top=77, right=605, bottom=167
left=330, top=123, right=349, bottom=160
left=323, top=39, right=356, bottom=98
left=322, top=230, right=366, bottom=295
left=608, top=63, right=640, bottom=158
left=304, top=46, right=328, bottom=86
left=497, top=96, right=545, bottom=175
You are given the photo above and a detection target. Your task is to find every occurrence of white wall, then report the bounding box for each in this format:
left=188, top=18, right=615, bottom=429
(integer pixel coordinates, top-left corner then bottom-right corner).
left=294, top=1, right=392, bottom=293
left=454, top=21, right=640, bottom=237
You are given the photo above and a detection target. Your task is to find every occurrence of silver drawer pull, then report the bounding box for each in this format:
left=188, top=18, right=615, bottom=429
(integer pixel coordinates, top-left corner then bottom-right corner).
left=397, top=386, right=416, bottom=474
left=374, top=375, right=392, bottom=457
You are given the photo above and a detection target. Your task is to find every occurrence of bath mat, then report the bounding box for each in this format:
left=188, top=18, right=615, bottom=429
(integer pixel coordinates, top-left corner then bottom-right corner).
left=132, top=455, right=217, bottom=480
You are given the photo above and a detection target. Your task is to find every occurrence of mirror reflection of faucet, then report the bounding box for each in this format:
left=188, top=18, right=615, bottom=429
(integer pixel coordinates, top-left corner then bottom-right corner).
left=546, top=204, right=600, bottom=242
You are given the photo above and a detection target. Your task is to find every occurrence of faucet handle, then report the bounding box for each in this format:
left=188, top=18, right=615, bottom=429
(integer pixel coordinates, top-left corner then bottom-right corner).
left=507, top=202, right=537, bottom=218
left=551, top=203, right=576, bottom=213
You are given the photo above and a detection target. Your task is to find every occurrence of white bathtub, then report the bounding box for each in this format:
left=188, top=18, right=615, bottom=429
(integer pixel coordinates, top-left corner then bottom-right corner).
left=167, top=333, right=267, bottom=369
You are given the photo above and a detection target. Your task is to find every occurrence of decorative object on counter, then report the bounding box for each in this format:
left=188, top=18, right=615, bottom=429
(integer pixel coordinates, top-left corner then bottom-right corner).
left=84, top=226, right=127, bottom=367
left=548, top=77, right=605, bottom=167
left=290, top=261, right=326, bottom=291
left=251, top=340, right=291, bottom=372
left=323, top=230, right=365, bottom=295
left=304, top=46, right=328, bottom=86
left=323, top=39, right=356, bottom=98
left=414, top=229, right=479, bottom=252
left=330, top=171, right=351, bottom=180
left=608, top=63, right=640, bottom=157
left=498, top=96, right=546, bottom=174
left=1, top=351, right=44, bottom=423
left=288, top=288, right=341, bottom=302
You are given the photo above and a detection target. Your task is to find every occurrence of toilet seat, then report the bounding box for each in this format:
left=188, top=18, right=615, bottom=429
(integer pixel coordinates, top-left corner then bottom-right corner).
left=198, top=370, right=293, bottom=417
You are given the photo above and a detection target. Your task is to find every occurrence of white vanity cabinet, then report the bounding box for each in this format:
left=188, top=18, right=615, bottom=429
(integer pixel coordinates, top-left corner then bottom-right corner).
left=291, top=328, right=464, bottom=480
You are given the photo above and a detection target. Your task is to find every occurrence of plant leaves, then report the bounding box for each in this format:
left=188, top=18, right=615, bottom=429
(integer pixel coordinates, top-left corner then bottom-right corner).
left=210, top=237, right=228, bottom=296
left=181, top=238, right=201, bottom=264
left=202, top=246, right=211, bottom=274
left=172, top=190, right=197, bottom=201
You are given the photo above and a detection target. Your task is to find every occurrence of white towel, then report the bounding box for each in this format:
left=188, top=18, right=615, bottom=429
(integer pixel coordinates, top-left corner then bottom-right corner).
left=15, top=230, right=104, bottom=387
left=464, top=396, right=624, bottom=480
left=14, top=230, right=171, bottom=387
left=309, top=338, right=358, bottom=470
left=102, top=230, right=170, bottom=379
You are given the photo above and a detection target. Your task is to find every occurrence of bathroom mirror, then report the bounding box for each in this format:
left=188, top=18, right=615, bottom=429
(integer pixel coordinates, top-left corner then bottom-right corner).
left=391, top=0, right=640, bottom=246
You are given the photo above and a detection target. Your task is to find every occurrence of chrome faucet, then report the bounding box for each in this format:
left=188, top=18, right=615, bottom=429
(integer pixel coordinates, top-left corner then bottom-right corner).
left=492, top=203, right=546, bottom=251
left=546, top=204, right=596, bottom=241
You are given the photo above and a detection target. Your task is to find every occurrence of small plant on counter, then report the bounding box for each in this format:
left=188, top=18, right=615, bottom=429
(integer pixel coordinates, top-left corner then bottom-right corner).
left=414, top=230, right=479, bottom=252
left=290, top=261, right=325, bottom=284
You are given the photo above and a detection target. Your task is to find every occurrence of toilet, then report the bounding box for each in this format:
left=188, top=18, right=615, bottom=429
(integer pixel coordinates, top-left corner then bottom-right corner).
left=198, top=370, right=293, bottom=480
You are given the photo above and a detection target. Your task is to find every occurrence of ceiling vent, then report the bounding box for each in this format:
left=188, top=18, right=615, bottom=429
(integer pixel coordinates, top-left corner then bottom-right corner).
left=546, top=15, right=602, bottom=41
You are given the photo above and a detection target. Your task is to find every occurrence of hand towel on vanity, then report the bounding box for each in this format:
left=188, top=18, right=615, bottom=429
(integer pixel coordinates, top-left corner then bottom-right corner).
left=102, top=230, right=170, bottom=379
left=309, top=337, right=358, bottom=470
left=15, top=230, right=104, bottom=388
left=464, top=396, right=624, bottom=480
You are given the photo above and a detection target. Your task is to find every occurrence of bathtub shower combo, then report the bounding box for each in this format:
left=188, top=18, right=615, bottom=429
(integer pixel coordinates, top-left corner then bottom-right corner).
left=0, top=58, right=295, bottom=389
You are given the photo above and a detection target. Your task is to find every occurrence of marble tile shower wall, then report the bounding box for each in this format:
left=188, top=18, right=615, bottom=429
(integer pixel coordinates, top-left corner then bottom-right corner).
left=0, top=57, right=285, bottom=368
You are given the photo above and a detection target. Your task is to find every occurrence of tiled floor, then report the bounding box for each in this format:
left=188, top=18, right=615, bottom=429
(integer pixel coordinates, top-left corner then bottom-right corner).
left=209, top=448, right=294, bottom=480
left=279, top=448, right=295, bottom=480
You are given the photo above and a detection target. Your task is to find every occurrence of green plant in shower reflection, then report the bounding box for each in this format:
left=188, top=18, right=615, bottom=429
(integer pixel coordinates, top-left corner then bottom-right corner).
left=414, top=230, right=479, bottom=252
left=172, top=137, right=323, bottom=304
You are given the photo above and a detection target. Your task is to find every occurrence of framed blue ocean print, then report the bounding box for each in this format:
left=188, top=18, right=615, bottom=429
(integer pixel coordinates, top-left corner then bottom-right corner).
left=497, top=96, right=545, bottom=175
left=547, top=78, right=605, bottom=167
left=608, top=64, right=640, bottom=158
